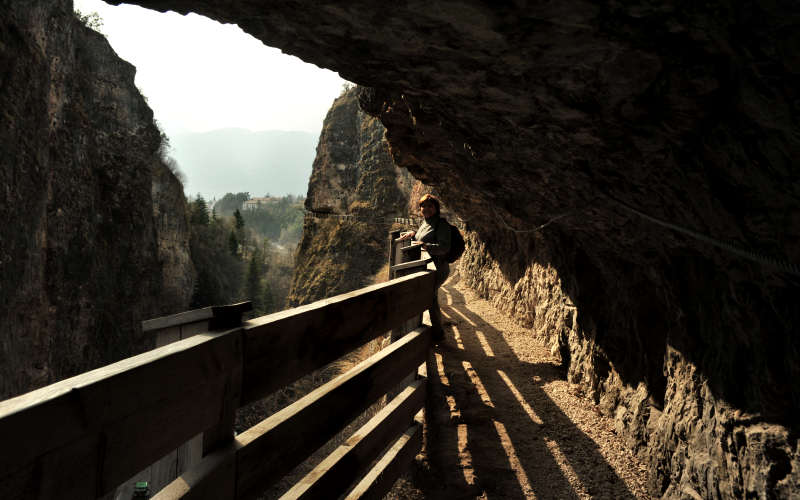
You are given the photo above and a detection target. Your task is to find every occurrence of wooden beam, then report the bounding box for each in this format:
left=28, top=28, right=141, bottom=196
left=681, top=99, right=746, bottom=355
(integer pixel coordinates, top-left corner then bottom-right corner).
left=390, top=258, right=431, bottom=273
left=153, top=447, right=238, bottom=500
left=241, top=271, right=435, bottom=405
left=281, top=376, right=426, bottom=499
left=142, top=308, right=213, bottom=333
left=343, top=418, right=423, bottom=500
left=0, top=328, right=242, bottom=499
left=142, top=302, right=251, bottom=333
left=156, top=326, right=430, bottom=500
left=235, top=326, right=430, bottom=499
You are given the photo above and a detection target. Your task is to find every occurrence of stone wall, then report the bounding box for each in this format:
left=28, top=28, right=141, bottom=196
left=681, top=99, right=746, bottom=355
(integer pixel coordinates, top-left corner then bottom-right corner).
left=457, top=222, right=799, bottom=498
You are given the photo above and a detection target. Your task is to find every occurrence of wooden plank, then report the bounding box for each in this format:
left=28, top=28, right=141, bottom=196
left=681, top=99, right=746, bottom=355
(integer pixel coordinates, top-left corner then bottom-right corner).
left=241, top=271, right=435, bottom=405
left=177, top=434, right=203, bottom=474
left=0, top=433, right=100, bottom=500
left=0, top=328, right=242, bottom=499
left=281, top=377, right=426, bottom=499
left=180, top=321, right=210, bottom=340
left=156, top=325, right=182, bottom=347
left=202, top=350, right=242, bottom=454
left=151, top=327, right=430, bottom=500
left=390, top=258, right=431, bottom=273
left=235, top=326, right=430, bottom=499
left=142, top=302, right=250, bottom=334
left=153, top=447, right=237, bottom=500
left=388, top=231, right=400, bottom=280
left=142, top=308, right=213, bottom=333
left=344, top=418, right=423, bottom=500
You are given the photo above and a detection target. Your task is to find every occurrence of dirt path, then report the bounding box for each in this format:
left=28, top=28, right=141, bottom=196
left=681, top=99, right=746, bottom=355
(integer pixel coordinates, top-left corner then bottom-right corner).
left=392, top=272, right=652, bottom=499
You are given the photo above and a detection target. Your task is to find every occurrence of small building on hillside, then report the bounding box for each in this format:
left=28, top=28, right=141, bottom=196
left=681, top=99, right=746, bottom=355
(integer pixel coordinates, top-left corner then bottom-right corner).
left=242, top=197, right=278, bottom=210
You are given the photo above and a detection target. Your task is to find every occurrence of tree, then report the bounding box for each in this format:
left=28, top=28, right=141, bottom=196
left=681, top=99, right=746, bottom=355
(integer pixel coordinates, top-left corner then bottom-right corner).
left=233, top=209, right=245, bottom=230
left=228, top=230, right=239, bottom=257
left=190, top=195, right=209, bottom=226
left=214, top=192, right=250, bottom=216
left=75, top=9, right=104, bottom=32
left=244, top=248, right=263, bottom=313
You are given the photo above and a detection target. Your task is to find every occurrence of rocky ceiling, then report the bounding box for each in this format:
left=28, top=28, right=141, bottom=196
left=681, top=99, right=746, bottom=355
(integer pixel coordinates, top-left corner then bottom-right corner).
left=112, top=0, right=798, bottom=279
left=99, top=1, right=799, bottom=495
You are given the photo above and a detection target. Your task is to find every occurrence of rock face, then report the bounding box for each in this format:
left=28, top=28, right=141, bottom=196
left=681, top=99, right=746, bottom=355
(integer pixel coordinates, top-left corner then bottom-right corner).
left=13, top=0, right=800, bottom=496
left=288, top=88, right=414, bottom=305
left=0, top=1, right=192, bottom=399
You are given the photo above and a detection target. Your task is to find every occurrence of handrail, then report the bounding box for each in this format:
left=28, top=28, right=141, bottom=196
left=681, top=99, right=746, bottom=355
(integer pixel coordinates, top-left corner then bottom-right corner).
left=0, top=270, right=435, bottom=500
left=156, top=326, right=431, bottom=499
left=391, top=257, right=432, bottom=273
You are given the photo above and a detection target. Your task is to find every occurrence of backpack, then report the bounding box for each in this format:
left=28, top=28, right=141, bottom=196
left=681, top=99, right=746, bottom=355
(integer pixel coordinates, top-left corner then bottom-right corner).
left=442, top=219, right=465, bottom=263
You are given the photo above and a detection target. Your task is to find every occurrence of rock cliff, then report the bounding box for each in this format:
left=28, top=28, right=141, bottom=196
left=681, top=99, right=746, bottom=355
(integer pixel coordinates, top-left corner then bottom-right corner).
left=288, top=87, right=414, bottom=305
left=0, top=0, right=191, bottom=399
left=11, top=0, right=800, bottom=496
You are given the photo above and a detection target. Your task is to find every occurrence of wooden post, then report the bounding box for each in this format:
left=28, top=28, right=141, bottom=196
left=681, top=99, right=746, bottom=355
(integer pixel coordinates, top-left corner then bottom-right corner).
left=110, top=302, right=252, bottom=498
left=388, top=230, right=401, bottom=281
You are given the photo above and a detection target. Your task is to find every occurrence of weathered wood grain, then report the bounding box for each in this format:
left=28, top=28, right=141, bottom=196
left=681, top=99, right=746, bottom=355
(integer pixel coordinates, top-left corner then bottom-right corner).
left=241, top=271, right=435, bottom=405
left=281, top=377, right=426, bottom=499
left=236, top=326, right=430, bottom=499
left=152, top=327, right=430, bottom=500
left=142, top=302, right=251, bottom=334
left=390, top=258, right=431, bottom=273
left=156, top=325, right=182, bottom=347
left=142, top=308, right=214, bottom=333
left=343, top=417, right=423, bottom=500
left=0, top=328, right=242, bottom=499
left=153, top=446, right=238, bottom=500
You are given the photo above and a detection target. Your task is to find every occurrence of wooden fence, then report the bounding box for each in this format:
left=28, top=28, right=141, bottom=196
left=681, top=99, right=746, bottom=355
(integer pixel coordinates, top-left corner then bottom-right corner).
left=0, top=264, right=436, bottom=499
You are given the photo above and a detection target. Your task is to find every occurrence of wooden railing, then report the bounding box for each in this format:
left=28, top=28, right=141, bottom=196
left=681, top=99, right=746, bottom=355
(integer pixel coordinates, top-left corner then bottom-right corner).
left=105, top=302, right=255, bottom=499
left=0, top=268, right=436, bottom=499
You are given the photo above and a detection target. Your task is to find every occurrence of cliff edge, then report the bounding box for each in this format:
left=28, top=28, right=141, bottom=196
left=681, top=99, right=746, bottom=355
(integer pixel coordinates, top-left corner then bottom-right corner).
left=0, top=1, right=192, bottom=399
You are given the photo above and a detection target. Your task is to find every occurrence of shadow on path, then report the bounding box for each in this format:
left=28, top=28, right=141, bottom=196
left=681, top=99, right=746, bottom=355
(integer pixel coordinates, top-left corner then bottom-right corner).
left=415, top=275, right=639, bottom=499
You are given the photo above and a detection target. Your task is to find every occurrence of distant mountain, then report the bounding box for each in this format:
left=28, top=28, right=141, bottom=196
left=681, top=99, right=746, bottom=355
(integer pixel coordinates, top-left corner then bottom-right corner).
left=168, top=128, right=318, bottom=200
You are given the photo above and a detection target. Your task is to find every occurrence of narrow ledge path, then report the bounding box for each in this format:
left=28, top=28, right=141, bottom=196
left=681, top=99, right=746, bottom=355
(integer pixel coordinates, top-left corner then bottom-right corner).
left=391, top=272, right=652, bottom=499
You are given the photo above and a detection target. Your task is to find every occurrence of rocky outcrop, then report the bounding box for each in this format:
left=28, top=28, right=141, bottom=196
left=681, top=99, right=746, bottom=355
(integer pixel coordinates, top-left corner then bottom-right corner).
left=14, top=0, right=800, bottom=496
left=288, top=88, right=414, bottom=305
left=0, top=1, right=191, bottom=399
left=151, top=160, right=194, bottom=314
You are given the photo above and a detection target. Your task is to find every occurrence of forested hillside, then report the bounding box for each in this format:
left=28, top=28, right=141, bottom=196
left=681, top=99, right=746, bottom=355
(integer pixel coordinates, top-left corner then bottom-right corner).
left=187, top=193, right=304, bottom=315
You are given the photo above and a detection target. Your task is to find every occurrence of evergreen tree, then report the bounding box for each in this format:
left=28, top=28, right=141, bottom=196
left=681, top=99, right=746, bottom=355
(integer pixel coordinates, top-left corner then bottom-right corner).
left=190, top=195, right=209, bottom=226
left=234, top=209, right=245, bottom=230
left=260, top=281, right=274, bottom=314
left=244, top=247, right=263, bottom=313
left=228, top=230, right=239, bottom=257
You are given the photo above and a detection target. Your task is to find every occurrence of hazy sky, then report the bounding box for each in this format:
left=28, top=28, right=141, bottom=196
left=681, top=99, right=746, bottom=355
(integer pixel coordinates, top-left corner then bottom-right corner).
left=73, top=0, right=348, bottom=138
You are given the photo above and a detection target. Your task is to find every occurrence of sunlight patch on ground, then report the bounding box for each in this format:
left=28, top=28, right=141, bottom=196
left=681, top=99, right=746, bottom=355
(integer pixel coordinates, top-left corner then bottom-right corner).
left=457, top=424, right=476, bottom=486
left=434, top=352, right=450, bottom=386
left=474, top=329, right=495, bottom=357
left=493, top=420, right=535, bottom=498
left=497, top=369, right=543, bottom=425
left=544, top=437, right=589, bottom=497
left=462, top=361, right=494, bottom=407
left=449, top=322, right=466, bottom=350
left=447, top=306, right=478, bottom=327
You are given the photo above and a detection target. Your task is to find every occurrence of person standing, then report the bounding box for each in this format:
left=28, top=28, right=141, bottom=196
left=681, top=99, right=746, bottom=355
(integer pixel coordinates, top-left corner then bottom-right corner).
left=398, top=194, right=451, bottom=341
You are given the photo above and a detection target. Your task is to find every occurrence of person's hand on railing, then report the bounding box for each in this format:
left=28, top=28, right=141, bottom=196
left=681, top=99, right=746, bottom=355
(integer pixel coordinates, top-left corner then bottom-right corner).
left=397, top=230, right=416, bottom=241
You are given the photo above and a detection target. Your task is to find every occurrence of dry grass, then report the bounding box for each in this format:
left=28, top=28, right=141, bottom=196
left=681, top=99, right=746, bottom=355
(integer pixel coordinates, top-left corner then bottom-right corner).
left=235, top=331, right=393, bottom=499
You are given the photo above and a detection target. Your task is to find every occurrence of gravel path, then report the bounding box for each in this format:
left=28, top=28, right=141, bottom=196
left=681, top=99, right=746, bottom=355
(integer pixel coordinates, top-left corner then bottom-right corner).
left=391, top=273, right=652, bottom=499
